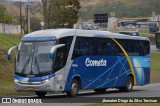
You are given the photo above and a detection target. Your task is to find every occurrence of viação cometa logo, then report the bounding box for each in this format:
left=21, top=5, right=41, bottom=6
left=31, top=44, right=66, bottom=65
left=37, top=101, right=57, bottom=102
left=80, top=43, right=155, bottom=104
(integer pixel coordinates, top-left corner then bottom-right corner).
left=85, top=58, right=107, bottom=67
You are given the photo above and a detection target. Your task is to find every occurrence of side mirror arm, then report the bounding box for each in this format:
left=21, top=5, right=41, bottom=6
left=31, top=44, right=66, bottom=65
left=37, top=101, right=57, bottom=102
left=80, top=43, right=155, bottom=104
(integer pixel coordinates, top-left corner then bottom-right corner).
left=8, top=46, right=18, bottom=60
left=50, top=44, right=65, bottom=59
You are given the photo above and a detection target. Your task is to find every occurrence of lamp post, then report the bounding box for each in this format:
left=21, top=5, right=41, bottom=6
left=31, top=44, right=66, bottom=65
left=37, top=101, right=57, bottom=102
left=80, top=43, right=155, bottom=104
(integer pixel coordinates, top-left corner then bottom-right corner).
left=28, top=0, right=30, bottom=33
left=20, top=0, right=22, bottom=34
left=26, top=0, right=30, bottom=34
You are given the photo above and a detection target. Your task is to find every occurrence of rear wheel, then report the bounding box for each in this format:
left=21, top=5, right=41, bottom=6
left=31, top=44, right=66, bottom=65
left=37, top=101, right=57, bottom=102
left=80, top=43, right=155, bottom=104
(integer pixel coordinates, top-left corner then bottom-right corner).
left=94, top=88, right=106, bottom=93
left=119, top=76, right=133, bottom=92
left=35, top=92, right=47, bottom=97
left=66, top=79, right=79, bottom=97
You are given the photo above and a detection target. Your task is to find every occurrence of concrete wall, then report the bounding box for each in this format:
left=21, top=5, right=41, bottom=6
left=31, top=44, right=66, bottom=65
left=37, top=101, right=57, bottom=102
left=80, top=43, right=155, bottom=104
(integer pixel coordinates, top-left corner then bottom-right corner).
left=0, top=23, right=23, bottom=34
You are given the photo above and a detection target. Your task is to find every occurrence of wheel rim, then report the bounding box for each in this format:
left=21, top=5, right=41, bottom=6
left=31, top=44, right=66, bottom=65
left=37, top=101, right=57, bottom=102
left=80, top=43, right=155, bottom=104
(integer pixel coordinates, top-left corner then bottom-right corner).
left=127, top=79, right=132, bottom=90
left=71, top=82, right=77, bottom=94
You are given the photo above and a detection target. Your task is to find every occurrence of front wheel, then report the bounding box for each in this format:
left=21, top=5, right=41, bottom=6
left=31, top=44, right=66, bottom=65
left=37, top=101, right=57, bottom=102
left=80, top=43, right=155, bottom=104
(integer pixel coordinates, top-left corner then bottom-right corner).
left=66, top=79, right=79, bottom=97
left=119, top=76, right=133, bottom=92
left=35, top=92, right=47, bottom=97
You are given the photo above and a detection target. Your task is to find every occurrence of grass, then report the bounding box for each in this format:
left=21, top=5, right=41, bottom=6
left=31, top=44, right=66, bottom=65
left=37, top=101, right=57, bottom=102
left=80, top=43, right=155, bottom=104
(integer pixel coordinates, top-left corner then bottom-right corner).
left=0, top=33, right=31, bottom=96
left=140, top=33, right=155, bottom=37
left=151, top=53, right=160, bottom=72
left=150, top=53, right=160, bottom=83
left=0, top=81, right=34, bottom=96
left=0, top=33, right=21, bottom=50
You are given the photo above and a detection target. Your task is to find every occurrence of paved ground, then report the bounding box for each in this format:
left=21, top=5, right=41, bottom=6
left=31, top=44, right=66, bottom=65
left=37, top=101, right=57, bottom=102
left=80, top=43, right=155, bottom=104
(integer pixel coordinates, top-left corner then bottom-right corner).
left=151, top=45, right=160, bottom=53
left=1, top=83, right=160, bottom=106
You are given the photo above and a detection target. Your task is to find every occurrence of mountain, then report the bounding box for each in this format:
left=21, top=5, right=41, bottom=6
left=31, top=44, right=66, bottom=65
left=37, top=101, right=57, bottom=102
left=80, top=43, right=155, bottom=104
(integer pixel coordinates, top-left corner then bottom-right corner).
left=1, top=0, right=160, bottom=20
left=80, top=0, right=160, bottom=20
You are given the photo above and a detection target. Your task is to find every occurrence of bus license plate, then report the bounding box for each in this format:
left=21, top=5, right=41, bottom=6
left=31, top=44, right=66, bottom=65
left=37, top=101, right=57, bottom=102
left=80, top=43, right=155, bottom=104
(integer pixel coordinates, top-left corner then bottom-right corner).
left=27, top=87, right=34, bottom=90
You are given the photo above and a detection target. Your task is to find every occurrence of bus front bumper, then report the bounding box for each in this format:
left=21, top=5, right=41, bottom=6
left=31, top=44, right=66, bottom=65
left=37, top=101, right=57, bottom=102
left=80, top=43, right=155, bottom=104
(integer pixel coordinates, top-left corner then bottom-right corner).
left=14, top=78, right=55, bottom=92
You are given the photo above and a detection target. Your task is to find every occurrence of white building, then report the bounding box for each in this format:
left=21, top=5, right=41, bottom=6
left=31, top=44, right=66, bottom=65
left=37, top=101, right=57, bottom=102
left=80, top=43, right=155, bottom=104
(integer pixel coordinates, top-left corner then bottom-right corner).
left=108, top=17, right=118, bottom=29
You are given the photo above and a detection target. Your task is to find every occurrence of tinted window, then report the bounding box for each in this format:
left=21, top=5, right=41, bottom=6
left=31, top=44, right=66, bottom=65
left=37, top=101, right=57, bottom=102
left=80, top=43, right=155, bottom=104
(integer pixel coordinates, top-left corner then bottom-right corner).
left=127, top=40, right=139, bottom=56
left=79, top=38, right=89, bottom=55
left=72, top=37, right=148, bottom=59
left=106, top=39, right=116, bottom=56
left=116, top=39, right=126, bottom=56
left=88, top=38, right=96, bottom=55
left=54, top=37, right=73, bottom=72
left=141, top=41, right=150, bottom=56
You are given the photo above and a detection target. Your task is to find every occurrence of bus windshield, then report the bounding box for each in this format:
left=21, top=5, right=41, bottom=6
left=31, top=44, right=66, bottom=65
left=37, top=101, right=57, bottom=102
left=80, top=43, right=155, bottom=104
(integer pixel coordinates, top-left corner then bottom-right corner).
left=16, top=41, right=56, bottom=76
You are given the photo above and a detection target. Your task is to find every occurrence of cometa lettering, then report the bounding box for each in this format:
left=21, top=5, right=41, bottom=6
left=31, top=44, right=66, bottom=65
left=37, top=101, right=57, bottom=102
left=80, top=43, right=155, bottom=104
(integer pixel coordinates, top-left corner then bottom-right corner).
left=85, top=58, right=107, bottom=67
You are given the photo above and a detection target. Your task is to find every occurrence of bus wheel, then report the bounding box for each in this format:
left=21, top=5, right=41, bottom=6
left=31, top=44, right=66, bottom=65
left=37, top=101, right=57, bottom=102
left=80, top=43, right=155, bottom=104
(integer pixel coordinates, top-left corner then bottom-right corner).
left=66, top=79, right=79, bottom=97
left=94, top=89, right=106, bottom=93
left=35, top=92, right=47, bottom=97
left=119, top=76, right=133, bottom=92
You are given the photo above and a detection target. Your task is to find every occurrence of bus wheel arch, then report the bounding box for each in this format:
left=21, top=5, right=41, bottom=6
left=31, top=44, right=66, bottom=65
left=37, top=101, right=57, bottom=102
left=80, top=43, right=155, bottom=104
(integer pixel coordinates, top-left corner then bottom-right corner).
left=73, top=76, right=82, bottom=89
left=119, top=74, right=134, bottom=92
left=66, top=76, right=81, bottom=97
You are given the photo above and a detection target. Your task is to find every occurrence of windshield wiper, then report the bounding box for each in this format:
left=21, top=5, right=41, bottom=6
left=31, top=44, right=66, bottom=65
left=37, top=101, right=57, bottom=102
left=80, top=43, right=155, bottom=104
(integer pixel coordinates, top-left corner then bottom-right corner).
left=21, top=51, right=32, bottom=74
left=34, top=56, right=41, bottom=74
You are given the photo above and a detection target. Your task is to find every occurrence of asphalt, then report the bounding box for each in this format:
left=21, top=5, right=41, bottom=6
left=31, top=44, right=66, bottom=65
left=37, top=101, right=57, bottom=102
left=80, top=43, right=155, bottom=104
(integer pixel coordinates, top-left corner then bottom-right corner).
left=150, top=45, right=160, bottom=53
left=1, top=83, right=160, bottom=106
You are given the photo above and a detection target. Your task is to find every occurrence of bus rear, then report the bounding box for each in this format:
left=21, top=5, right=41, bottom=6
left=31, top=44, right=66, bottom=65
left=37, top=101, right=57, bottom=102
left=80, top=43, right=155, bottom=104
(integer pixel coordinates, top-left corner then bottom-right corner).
left=155, top=32, right=160, bottom=49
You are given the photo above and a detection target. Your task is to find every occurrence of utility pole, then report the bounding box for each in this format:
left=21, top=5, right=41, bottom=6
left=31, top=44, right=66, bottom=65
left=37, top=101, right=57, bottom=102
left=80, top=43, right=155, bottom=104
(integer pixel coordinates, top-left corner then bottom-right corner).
left=28, top=0, right=30, bottom=33
left=26, top=4, right=29, bottom=33
left=26, top=0, right=30, bottom=34
left=20, top=0, right=22, bottom=34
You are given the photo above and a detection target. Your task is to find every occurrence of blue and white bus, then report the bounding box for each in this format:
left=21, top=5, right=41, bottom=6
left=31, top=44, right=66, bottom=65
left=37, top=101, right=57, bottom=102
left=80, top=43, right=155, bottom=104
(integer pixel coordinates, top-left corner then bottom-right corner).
left=8, top=29, right=150, bottom=97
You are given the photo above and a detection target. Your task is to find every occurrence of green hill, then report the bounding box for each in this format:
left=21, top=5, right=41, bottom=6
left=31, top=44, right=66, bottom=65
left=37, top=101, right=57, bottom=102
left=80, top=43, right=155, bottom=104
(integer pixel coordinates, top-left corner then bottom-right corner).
left=80, top=0, right=160, bottom=19
left=0, top=34, right=21, bottom=81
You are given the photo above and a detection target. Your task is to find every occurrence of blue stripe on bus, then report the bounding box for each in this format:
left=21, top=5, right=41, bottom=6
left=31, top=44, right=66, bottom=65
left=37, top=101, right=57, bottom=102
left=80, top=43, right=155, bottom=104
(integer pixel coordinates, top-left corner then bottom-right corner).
left=22, top=36, right=57, bottom=41
left=14, top=74, right=55, bottom=82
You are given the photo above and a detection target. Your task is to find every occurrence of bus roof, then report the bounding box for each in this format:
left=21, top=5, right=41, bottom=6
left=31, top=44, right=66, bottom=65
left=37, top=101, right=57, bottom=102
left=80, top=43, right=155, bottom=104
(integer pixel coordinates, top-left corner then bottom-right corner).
left=23, top=29, right=149, bottom=41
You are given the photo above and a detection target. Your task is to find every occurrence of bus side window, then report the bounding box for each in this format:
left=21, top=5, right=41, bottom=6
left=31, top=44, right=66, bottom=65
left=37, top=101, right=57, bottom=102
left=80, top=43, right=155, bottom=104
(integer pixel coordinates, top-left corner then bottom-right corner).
left=54, top=37, right=73, bottom=72
left=127, top=40, right=139, bottom=56
left=116, top=39, right=126, bottom=56
left=79, top=38, right=89, bottom=55
left=54, top=47, right=65, bottom=71
left=106, top=39, right=116, bottom=56
left=141, top=41, right=150, bottom=56
left=88, top=38, right=96, bottom=55
left=72, top=37, right=80, bottom=59
left=97, top=38, right=104, bottom=55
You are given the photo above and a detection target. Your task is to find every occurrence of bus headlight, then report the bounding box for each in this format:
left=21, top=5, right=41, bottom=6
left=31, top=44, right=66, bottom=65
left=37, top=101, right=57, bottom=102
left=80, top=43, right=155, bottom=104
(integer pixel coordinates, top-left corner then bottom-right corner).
left=14, top=79, right=20, bottom=83
left=42, top=79, right=50, bottom=83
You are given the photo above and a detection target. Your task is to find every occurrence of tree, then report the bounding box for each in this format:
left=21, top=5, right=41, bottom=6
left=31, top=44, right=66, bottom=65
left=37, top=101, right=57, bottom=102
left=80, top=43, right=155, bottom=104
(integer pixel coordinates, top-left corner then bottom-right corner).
left=0, top=4, right=14, bottom=24
left=39, top=0, right=80, bottom=29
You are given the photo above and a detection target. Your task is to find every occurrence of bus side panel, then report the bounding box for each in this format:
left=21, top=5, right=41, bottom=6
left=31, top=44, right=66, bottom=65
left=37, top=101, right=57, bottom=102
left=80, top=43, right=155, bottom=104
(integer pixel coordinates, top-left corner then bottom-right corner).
left=64, top=56, right=131, bottom=91
left=130, top=56, right=150, bottom=86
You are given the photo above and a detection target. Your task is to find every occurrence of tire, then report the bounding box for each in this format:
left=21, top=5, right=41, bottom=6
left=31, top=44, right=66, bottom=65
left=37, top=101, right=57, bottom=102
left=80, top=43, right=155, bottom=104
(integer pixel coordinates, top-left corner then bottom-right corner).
left=94, top=88, right=106, bottom=93
left=35, top=92, right=47, bottom=97
left=119, top=76, right=133, bottom=92
left=66, top=79, right=79, bottom=97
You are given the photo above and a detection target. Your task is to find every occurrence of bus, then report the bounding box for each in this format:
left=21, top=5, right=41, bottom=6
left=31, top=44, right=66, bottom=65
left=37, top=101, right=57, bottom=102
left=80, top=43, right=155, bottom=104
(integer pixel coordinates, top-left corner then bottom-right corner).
left=155, top=31, right=160, bottom=49
left=8, top=29, right=150, bottom=97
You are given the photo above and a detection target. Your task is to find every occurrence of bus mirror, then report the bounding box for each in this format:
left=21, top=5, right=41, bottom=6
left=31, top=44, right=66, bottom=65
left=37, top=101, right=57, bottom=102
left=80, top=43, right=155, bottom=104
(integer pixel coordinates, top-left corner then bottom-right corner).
left=8, top=46, right=18, bottom=60
left=50, top=44, right=65, bottom=59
